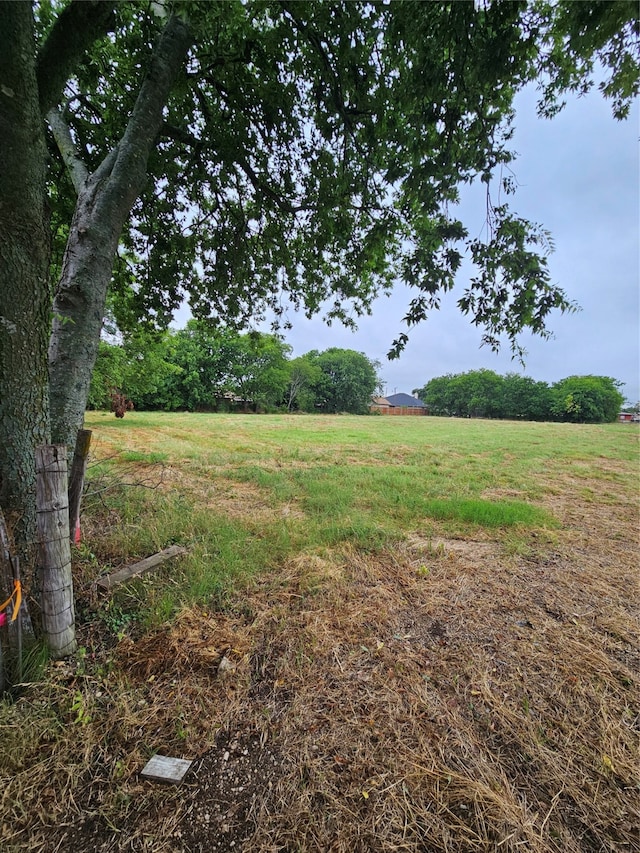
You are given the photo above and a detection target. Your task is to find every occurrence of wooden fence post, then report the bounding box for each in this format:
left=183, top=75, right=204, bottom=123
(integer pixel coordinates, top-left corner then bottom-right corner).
left=0, top=509, right=13, bottom=691
left=36, top=445, right=77, bottom=658
left=0, top=529, right=6, bottom=691
left=68, top=429, right=92, bottom=545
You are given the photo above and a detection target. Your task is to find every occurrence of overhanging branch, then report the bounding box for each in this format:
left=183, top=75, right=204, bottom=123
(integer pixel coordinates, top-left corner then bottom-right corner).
left=46, top=108, right=88, bottom=193
left=37, top=1, right=117, bottom=116
left=106, top=14, right=192, bottom=215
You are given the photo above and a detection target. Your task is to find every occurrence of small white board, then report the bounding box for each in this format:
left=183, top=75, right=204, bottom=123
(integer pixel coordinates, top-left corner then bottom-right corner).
left=141, top=754, right=193, bottom=784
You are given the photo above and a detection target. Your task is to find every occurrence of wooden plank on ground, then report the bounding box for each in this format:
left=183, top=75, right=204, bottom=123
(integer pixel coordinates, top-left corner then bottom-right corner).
left=141, top=754, right=193, bottom=784
left=96, top=545, right=187, bottom=591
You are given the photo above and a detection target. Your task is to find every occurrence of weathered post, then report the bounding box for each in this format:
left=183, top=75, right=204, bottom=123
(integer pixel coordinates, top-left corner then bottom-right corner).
left=36, top=445, right=77, bottom=657
left=0, top=507, right=33, bottom=687
left=10, top=555, right=22, bottom=683
left=68, top=429, right=92, bottom=545
left=0, top=509, right=12, bottom=690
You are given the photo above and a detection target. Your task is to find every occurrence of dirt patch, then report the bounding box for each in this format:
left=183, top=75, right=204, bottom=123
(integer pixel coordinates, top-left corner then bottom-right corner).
left=177, top=729, right=283, bottom=853
left=118, top=607, right=252, bottom=680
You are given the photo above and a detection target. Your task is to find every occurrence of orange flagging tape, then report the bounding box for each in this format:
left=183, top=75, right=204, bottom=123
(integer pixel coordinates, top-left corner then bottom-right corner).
left=0, top=579, right=22, bottom=622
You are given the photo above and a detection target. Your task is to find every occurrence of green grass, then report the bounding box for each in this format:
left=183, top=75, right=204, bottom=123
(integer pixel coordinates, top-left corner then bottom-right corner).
left=82, top=412, right=638, bottom=626
left=118, top=450, right=169, bottom=464
left=421, top=497, right=550, bottom=527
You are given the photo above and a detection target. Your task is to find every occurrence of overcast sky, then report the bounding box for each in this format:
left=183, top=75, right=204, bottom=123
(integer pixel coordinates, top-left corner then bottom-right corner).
left=267, top=85, right=640, bottom=404
left=172, top=82, right=639, bottom=403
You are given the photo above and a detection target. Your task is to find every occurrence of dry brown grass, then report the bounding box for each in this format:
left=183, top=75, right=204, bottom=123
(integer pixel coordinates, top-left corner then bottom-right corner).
left=1, top=441, right=638, bottom=852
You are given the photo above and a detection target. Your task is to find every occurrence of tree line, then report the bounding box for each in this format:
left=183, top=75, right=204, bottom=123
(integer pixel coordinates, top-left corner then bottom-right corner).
left=89, top=321, right=382, bottom=415
left=414, top=370, right=625, bottom=423
left=92, top=330, right=625, bottom=424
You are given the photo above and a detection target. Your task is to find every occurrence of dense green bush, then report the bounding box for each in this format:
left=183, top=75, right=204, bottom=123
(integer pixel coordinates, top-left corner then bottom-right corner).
left=415, top=371, right=623, bottom=423
left=550, top=375, right=625, bottom=423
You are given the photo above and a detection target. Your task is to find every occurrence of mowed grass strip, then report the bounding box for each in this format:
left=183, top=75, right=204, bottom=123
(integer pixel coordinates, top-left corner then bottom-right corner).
left=85, top=410, right=638, bottom=496
left=82, top=411, right=635, bottom=576
left=78, top=412, right=581, bottom=610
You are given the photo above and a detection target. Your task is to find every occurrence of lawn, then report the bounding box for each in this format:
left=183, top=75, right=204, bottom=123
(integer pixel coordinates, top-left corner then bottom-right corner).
left=1, top=413, right=638, bottom=852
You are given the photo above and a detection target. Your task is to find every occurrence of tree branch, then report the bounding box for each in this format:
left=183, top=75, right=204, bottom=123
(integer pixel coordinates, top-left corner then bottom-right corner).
left=235, top=154, right=300, bottom=214
left=46, top=108, right=88, bottom=193
left=106, top=14, right=192, bottom=215
left=279, top=2, right=353, bottom=134
left=160, top=122, right=201, bottom=147
left=37, top=1, right=117, bottom=116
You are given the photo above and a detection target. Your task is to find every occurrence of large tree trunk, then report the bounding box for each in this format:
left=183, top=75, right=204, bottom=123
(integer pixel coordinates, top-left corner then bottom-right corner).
left=48, top=160, right=127, bottom=449
left=0, top=3, right=51, bottom=552
left=49, top=15, right=192, bottom=449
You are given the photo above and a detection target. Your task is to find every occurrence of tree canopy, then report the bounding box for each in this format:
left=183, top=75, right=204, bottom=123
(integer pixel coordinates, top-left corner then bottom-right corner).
left=415, top=370, right=624, bottom=422
left=91, top=335, right=626, bottom=423
left=43, top=0, right=639, bottom=358
left=295, top=348, right=381, bottom=414
left=89, top=330, right=382, bottom=415
left=549, top=375, right=625, bottom=423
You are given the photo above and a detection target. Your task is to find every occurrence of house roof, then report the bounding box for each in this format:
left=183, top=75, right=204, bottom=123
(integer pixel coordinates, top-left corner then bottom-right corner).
left=371, top=396, right=391, bottom=405
left=386, top=393, right=426, bottom=408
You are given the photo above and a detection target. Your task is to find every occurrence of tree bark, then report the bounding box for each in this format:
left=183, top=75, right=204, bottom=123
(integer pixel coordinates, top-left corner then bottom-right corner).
left=68, top=429, right=92, bottom=544
left=36, top=1, right=117, bottom=116
left=49, top=15, right=192, bottom=449
left=0, top=3, right=51, bottom=552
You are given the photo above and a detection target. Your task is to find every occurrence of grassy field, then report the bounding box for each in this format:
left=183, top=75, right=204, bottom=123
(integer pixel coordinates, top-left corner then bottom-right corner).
left=1, top=413, right=638, bottom=852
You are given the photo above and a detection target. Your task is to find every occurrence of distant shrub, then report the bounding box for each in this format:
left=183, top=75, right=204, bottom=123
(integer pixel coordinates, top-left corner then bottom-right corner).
left=110, top=389, right=134, bottom=419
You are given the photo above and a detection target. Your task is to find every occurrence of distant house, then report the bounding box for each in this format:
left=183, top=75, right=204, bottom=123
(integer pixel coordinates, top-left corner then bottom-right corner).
left=370, top=392, right=428, bottom=416
left=618, top=412, right=636, bottom=423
